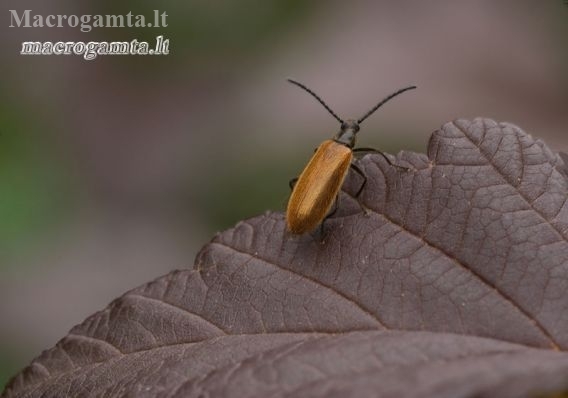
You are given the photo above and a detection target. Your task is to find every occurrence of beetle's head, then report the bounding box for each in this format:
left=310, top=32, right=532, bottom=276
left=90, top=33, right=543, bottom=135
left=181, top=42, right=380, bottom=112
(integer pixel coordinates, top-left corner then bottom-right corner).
left=334, top=119, right=360, bottom=148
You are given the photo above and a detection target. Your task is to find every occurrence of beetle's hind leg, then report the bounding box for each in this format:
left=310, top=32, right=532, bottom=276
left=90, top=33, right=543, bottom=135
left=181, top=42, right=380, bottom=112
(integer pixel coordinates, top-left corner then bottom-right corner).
left=349, top=163, right=370, bottom=216
left=350, top=163, right=367, bottom=198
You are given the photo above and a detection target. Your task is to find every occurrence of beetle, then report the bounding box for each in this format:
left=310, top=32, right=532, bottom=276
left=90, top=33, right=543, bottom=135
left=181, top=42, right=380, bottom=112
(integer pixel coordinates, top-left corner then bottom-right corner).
left=285, top=79, right=416, bottom=234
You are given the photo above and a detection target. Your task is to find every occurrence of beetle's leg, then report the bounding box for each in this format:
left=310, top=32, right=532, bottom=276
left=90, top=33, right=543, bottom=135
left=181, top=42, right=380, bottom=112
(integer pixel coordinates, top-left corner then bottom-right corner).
left=290, top=148, right=317, bottom=191
left=349, top=163, right=370, bottom=216
left=350, top=163, right=367, bottom=198
left=353, top=147, right=409, bottom=171
left=289, top=177, right=298, bottom=190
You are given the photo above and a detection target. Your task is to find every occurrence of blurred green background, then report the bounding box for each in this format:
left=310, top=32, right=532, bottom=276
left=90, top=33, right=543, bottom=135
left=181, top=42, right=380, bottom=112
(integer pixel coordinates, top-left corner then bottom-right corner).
left=1, top=0, right=567, bottom=390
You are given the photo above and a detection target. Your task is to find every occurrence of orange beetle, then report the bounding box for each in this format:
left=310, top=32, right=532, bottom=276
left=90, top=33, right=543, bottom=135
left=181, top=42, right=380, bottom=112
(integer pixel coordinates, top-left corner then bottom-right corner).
left=286, top=79, right=416, bottom=234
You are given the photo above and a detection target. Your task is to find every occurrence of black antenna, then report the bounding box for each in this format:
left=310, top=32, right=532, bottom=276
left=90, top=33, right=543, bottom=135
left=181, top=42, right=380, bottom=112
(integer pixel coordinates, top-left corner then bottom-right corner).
left=357, top=86, right=416, bottom=124
left=287, top=78, right=344, bottom=124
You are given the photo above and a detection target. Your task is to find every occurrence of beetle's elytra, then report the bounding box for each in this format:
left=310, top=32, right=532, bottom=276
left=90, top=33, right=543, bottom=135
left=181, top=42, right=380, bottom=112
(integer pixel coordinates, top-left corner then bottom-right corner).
left=285, top=79, right=416, bottom=234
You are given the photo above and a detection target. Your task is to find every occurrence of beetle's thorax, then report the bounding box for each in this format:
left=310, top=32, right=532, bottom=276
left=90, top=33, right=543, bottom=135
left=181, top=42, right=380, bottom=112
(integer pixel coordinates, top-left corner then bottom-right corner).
left=333, top=119, right=360, bottom=149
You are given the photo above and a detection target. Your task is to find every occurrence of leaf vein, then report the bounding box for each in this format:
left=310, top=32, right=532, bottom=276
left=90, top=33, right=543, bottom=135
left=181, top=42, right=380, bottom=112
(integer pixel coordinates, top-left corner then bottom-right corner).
left=343, top=177, right=560, bottom=350
left=209, top=241, right=387, bottom=329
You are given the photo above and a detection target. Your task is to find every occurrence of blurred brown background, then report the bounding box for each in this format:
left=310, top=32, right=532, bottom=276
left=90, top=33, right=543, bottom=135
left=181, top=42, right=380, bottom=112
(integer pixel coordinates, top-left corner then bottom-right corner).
left=1, top=0, right=567, bottom=389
